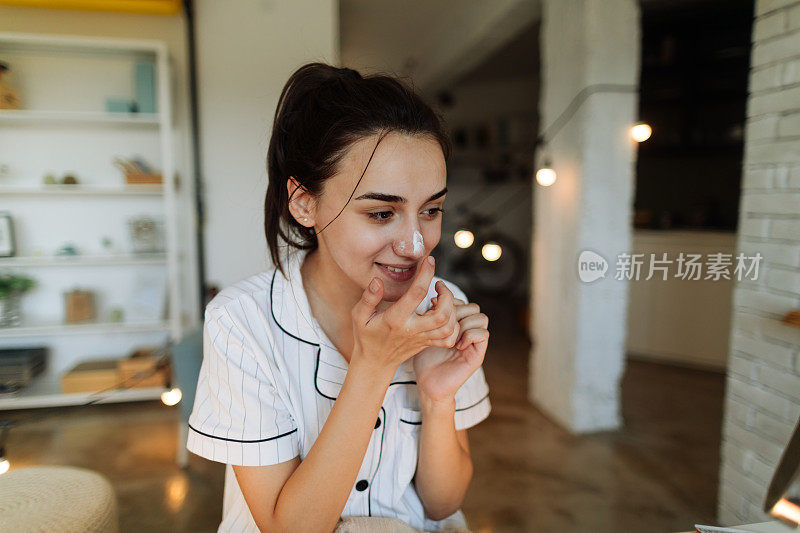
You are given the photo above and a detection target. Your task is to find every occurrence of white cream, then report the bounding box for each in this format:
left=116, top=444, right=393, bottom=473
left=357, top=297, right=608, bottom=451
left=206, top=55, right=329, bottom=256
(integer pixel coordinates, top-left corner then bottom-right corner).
left=413, top=230, right=424, bottom=255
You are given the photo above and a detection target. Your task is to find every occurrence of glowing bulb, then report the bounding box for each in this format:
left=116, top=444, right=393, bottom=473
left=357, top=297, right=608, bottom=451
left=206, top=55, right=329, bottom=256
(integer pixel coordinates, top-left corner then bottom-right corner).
left=454, top=230, right=474, bottom=248
left=0, top=458, right=9, bottom=475
left=481, top=243, right=502, bottom=262
left=536, top=167, right=556, bottom=186
left=771, top=497, right=800, bottom=525
left=631, top=123, right=652, bottom=142
left=161, top=387, right=182, bottom=406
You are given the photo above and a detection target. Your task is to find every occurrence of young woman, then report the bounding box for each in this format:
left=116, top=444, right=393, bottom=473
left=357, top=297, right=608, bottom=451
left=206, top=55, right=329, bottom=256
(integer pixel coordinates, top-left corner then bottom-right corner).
left=187, top=63, right=491, bottom=533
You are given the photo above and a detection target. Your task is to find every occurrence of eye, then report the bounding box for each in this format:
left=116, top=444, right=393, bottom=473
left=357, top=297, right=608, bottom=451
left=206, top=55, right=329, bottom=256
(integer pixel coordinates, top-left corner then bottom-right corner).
left=367, top=211, right=393, bottom=222
left=366, top=207, right=444, bottom=223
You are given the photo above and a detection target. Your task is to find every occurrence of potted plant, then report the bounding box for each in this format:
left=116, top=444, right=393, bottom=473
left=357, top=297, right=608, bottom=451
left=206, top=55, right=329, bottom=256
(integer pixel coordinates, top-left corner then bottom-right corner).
left=0, top=273, right=36, bottom=327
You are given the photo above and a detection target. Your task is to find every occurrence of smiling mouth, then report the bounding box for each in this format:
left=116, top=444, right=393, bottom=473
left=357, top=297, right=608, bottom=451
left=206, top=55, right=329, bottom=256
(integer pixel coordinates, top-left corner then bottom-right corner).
left=376, top=263, right=415, bottom=273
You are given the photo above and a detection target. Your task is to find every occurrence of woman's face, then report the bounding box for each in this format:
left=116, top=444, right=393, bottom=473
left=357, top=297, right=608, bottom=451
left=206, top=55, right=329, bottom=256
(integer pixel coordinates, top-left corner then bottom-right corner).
left=309, top=131, right=447, bottom=302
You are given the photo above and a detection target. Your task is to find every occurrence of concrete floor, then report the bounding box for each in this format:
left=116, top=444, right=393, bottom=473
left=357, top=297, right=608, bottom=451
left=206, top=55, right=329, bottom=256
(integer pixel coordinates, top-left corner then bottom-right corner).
left=2, top=300, right=725, bottom=532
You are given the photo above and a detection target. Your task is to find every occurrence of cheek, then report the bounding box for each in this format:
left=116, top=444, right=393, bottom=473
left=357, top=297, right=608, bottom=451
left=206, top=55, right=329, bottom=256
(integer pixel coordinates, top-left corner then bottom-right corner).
left=422, top=226, right=441, bottom=252
left=325, top=221, right=386, bottom=265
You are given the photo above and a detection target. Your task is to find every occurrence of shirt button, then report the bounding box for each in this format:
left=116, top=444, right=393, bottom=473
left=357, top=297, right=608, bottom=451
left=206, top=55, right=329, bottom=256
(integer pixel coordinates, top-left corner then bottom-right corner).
left=355, top=479, right=369, bottom=492
left=374, top=417, right=381, bottom=429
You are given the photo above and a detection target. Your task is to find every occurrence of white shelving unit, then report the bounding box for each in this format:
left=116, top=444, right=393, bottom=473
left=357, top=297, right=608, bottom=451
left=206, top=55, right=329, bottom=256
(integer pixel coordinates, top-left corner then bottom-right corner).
left=0, top=184, right=164, bottom=196
left=0, top=31, right=185, bottom=409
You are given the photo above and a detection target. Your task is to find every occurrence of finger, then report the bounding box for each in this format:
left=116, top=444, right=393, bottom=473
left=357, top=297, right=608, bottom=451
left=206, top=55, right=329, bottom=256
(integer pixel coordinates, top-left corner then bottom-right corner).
left=456, top=328, right=489, bottom=350
left=351, top=277, right=384, bottom=326
left=388, top=255, right=436, bottom=320
left=434, top=280, right=455, bottom=310
left=457, top=312, right=488, bottom=331
left=431, top=295, right=467, bottom=309
left=455, top=302, right=481, bottom=322
left=426, top=311, right=460, bottom=347
left=453, top=312, right=488, bottom=346
left=414, top=281, right=457, bottom=335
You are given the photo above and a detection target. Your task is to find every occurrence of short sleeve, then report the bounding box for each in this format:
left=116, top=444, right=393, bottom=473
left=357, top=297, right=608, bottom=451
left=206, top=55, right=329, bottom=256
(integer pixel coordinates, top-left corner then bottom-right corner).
left=186, top=304, right=300, bottom=466
left=440, top=279, right=492, bottom=430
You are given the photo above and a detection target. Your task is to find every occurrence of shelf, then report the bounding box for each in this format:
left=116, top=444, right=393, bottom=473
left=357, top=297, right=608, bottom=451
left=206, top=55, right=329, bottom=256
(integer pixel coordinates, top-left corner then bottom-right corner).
left=0, top=31, right=165, bottom=56
left=0, top=31, right=187, bottom=410
left=0, top=254, right=167, bottom=267
left=0, top=376, right=167, bottom=410
left=0, top=109, right=160, bottom=126
left=0, top=321, right=171, bottom=338
left=0, top=184, right=163, bottom=197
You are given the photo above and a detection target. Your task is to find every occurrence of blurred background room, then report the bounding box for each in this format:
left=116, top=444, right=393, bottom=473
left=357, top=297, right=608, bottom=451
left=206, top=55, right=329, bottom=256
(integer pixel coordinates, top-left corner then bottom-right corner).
left=0, top=0, right=799, bottom=532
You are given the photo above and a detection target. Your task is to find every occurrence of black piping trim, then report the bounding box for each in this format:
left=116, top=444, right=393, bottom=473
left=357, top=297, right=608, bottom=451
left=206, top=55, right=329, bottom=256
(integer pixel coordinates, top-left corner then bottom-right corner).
left=314, top=345, right=337, bottom=401
left=368, top=406, right=386, bottom=517
left=188, top=423, right=297, bottom=443
left=399, top=419, right=421, bottom=425
left=456, top=393, right=490, bottom=411
left=270, top=268, right=318, bottom=347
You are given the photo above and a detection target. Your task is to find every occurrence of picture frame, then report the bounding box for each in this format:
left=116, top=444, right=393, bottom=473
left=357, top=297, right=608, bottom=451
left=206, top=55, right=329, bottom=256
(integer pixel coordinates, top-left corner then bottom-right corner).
left=0, top=212, right=15, bottom=257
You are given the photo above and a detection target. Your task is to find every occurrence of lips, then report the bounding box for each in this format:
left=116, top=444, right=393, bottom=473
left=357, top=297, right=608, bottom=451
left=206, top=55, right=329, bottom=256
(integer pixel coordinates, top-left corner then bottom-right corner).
left=375, top=262, right=417, bottom=281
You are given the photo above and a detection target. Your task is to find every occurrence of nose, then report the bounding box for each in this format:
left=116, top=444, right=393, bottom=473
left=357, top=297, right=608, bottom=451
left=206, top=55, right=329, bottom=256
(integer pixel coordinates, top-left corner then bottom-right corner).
left=392, top=226, right=426, bottom=260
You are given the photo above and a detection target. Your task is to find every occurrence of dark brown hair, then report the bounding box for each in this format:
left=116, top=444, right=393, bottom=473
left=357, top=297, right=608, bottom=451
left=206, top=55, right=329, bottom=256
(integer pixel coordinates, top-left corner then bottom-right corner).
left=264, top=62, right=451, bottom=278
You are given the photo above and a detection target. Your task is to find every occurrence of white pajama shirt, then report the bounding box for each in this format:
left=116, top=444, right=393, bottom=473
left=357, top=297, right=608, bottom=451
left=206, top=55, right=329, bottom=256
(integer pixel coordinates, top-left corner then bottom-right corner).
left=186, top=247, right=491, bottom=532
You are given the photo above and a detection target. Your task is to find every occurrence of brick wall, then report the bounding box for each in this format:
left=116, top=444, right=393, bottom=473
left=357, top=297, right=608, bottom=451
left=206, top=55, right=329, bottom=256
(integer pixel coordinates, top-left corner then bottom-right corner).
left=718, top=0, right=800, bottom=524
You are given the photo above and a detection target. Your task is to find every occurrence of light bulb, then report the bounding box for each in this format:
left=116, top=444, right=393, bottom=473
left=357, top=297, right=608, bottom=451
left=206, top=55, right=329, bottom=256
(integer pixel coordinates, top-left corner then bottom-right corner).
left=454, top=230, right=474, bottom=248
left=0, top=458, right=9, bottom=475
left=631, top=123, right=652, bottom=142
left=161, top=387, right=182, bottom=406
left=481, top=243, right=502, bottom=262
left=536, top=167, right=556, bottom=186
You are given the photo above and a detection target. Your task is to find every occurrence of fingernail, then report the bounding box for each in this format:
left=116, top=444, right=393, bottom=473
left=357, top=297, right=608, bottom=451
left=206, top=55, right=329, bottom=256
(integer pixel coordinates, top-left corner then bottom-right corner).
left=369, top=279, right=379, bottom=292
left=427, top=256, right=435, bottom=266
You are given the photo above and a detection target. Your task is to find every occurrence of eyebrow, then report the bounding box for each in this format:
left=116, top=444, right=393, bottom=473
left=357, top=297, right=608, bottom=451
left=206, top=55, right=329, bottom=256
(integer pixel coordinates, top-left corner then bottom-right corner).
left=354, top=187, right=447, bottom=204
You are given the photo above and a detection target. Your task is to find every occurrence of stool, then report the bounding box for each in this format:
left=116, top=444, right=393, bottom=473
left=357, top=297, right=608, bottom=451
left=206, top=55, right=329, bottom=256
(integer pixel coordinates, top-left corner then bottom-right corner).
left=0, top=465, right=118, bottom=532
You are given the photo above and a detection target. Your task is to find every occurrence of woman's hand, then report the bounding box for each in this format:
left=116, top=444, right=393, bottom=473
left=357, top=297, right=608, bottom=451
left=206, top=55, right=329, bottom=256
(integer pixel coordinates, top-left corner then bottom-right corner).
left=412, top=284, right=490, bottom=403
left=350, top=256, right=462, bottom=377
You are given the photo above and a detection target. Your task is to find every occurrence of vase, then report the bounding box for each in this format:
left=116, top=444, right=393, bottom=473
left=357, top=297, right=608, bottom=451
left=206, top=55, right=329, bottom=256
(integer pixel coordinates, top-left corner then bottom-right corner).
left=0, top=291, right=22, bottom=327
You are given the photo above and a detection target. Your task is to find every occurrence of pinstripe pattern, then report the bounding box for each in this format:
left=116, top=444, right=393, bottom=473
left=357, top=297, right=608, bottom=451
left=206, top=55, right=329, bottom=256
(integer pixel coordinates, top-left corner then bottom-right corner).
left=186, top=248, right=491, bottom=532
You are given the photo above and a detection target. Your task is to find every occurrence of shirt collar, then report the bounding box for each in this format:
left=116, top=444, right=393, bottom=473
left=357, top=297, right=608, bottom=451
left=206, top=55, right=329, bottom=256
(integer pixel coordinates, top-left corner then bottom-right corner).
left=269, top=247, right=417, bottom=400
left=269, top=247, right=321, bottom=346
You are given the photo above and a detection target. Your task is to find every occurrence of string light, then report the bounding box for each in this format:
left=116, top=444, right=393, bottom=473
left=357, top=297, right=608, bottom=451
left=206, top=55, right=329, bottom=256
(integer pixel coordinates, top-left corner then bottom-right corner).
left=161, top=387, right=182, bottom=406
left=631, top=122, right=652, bottom=142
left=534, top=83, right=640, bottom=187
left=454, top=230, right=474, bottom=248
left=536, top=163, right=557, bottom=187
left=481, top=242, right=503, bottom=262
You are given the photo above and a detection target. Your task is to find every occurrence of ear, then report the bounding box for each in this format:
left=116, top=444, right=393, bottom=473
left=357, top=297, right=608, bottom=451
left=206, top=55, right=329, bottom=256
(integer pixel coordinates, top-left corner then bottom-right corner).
left=286, top=177, right=315, bottom=227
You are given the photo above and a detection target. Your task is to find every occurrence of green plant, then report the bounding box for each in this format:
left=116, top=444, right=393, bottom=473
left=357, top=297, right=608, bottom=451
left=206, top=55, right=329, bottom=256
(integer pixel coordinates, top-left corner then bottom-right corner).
left=0, top=273, right=36, bottom=299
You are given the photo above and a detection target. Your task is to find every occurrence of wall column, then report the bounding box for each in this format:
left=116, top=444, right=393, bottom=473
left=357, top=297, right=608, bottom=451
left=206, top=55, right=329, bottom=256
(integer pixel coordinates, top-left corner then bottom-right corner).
left=530, top=0, right=640, bottom=433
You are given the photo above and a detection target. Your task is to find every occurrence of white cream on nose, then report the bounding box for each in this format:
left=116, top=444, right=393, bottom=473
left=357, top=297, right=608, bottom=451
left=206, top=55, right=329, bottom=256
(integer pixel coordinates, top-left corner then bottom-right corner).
left=413, top=230, right=424, bottom=255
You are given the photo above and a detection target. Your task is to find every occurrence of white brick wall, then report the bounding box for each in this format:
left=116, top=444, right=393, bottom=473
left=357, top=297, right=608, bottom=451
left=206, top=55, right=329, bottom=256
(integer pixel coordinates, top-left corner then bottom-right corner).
left=718, top=0, right=800, bottom=525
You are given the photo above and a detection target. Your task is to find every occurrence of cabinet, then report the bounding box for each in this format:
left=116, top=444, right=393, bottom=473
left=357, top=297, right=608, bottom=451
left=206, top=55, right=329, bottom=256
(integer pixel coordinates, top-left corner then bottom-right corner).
left=0, top=32, right=185, bottom=409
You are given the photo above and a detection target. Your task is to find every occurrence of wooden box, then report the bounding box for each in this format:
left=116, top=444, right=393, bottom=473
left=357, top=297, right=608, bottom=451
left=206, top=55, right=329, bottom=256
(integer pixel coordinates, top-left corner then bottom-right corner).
left=125, top=173, right=162, bottom=185
left=64, top=290, right=95, bottom=323
left=118, top=354, right=169, bottom=388
left=61, top=360, right=119, bottom=394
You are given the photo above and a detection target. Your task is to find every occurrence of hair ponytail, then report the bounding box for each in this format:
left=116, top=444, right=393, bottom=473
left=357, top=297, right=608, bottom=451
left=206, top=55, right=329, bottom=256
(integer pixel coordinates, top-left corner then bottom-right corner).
left=264, top=62, right=450, bottom=278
